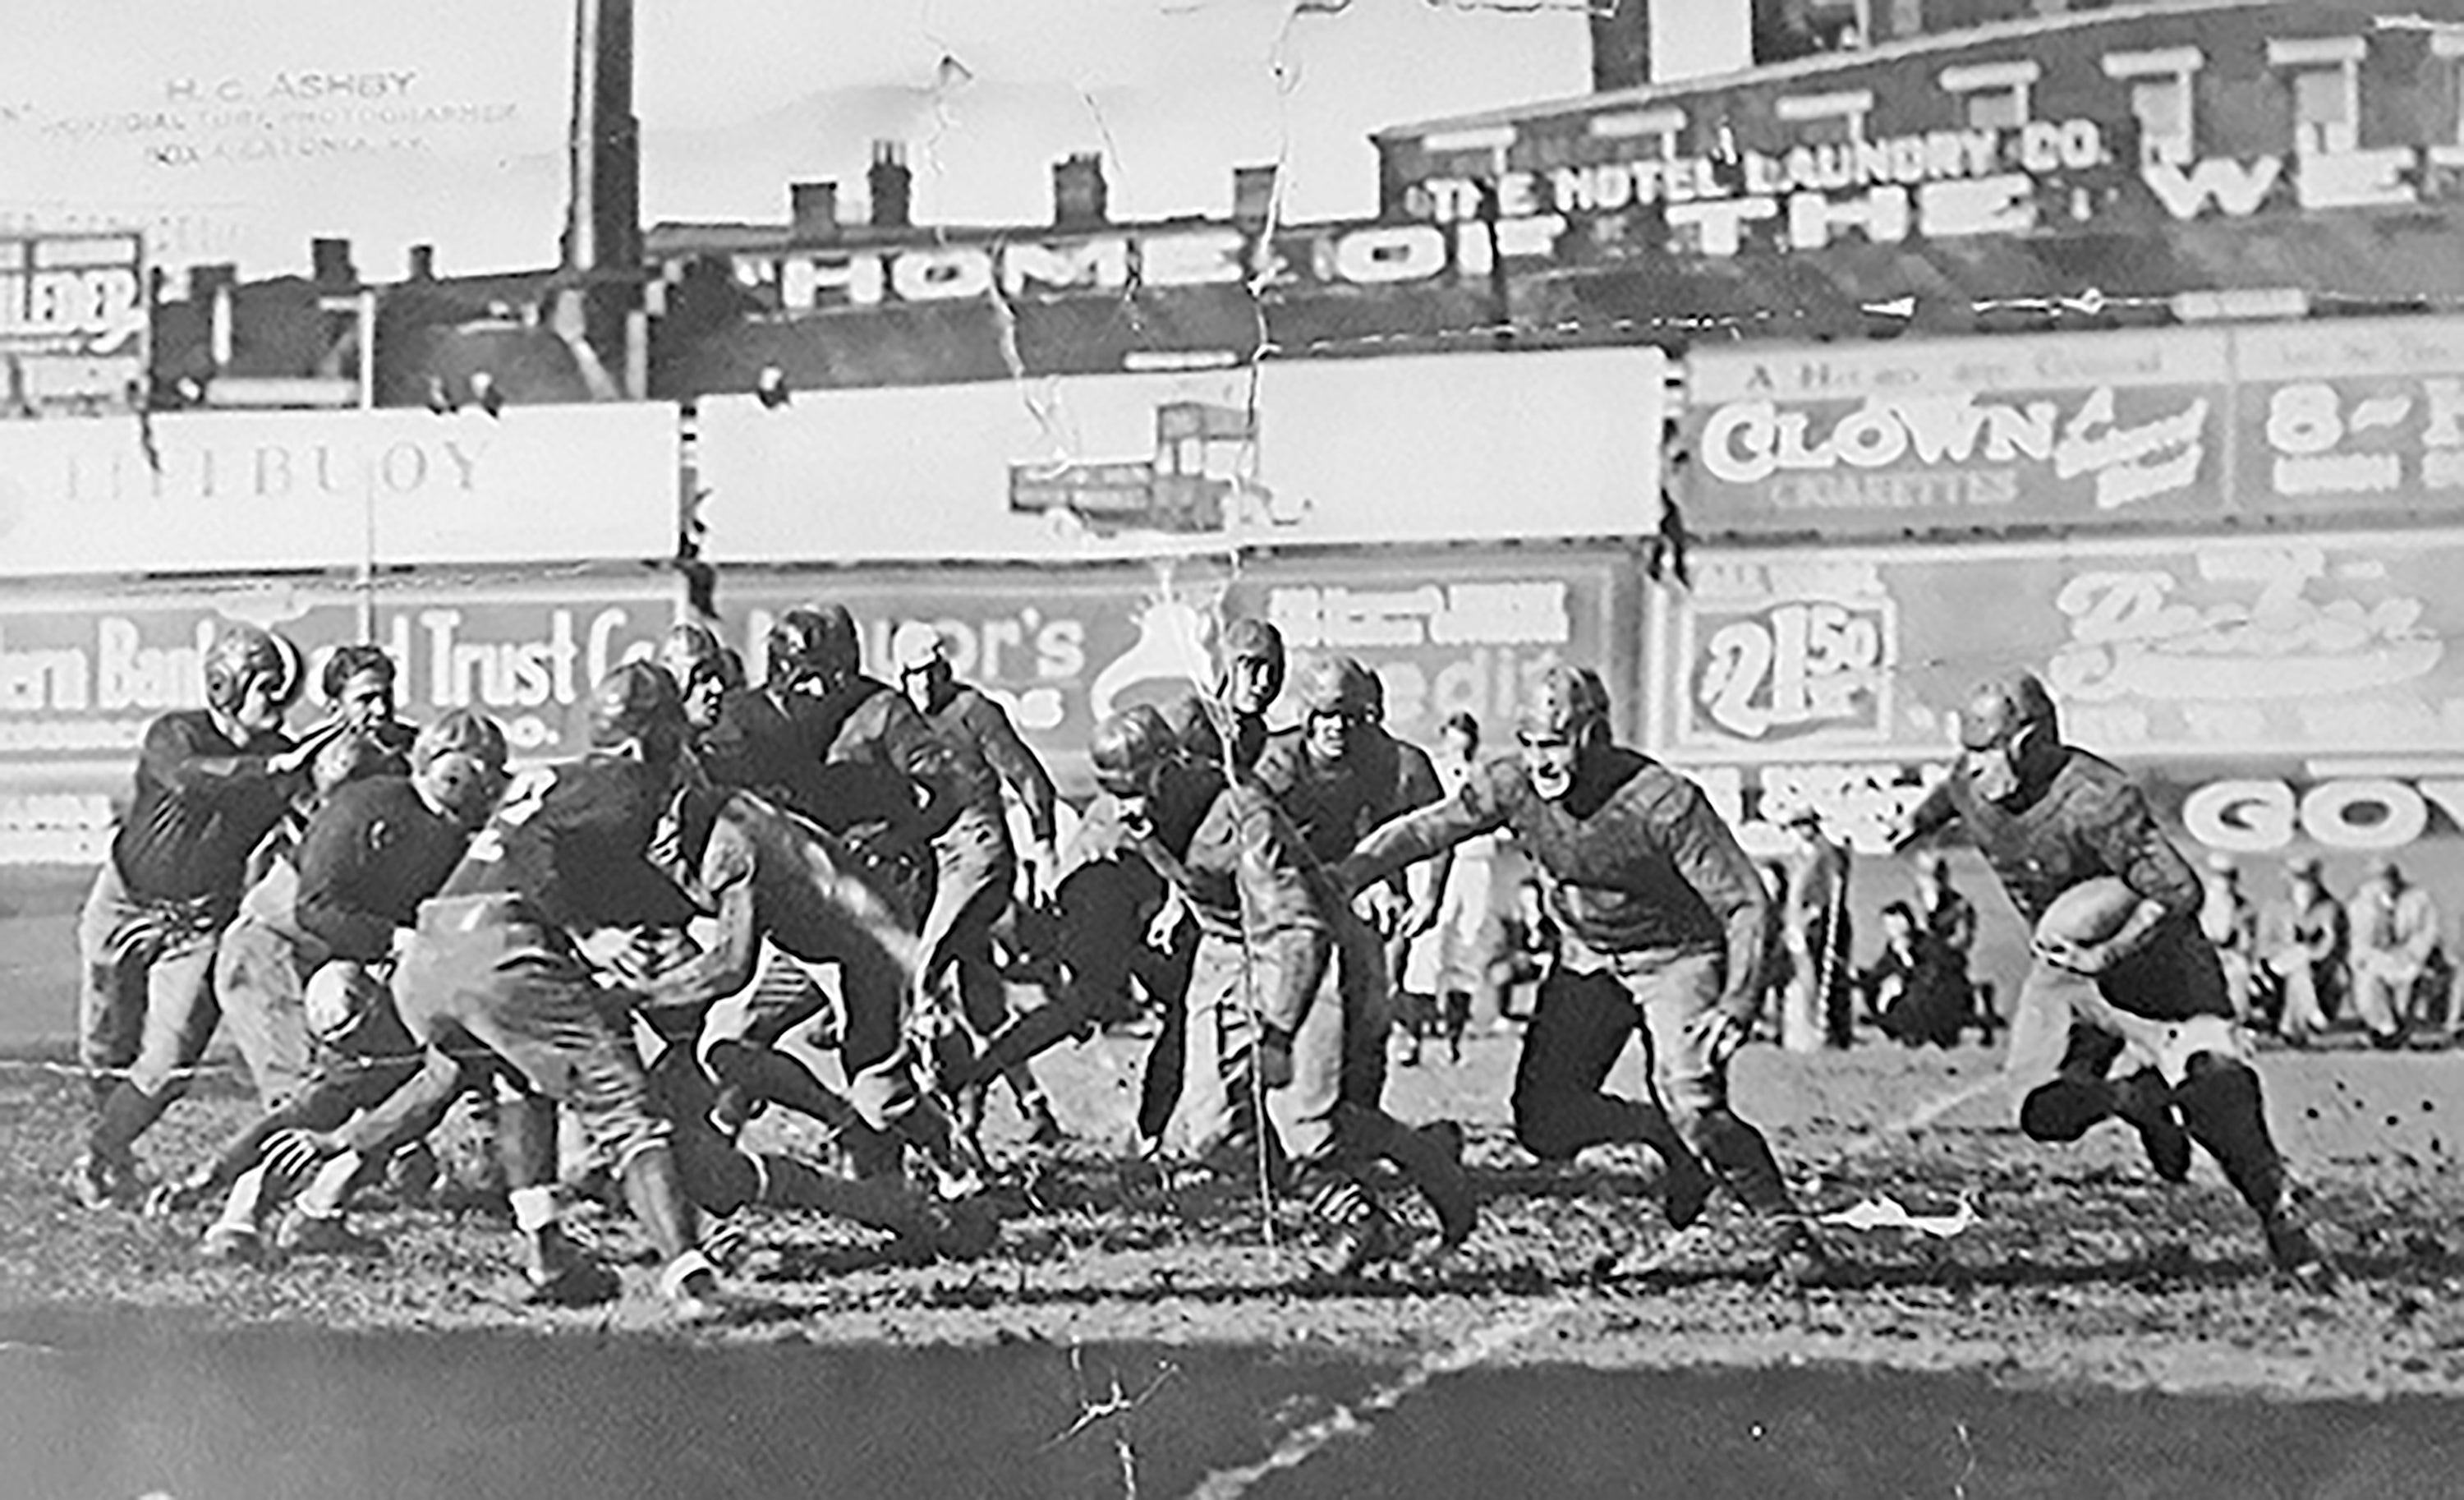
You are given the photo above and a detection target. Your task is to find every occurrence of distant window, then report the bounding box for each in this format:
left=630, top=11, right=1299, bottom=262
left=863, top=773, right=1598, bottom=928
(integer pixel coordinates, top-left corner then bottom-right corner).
left=1939, top=61, right=2039, bottom=131
left=2267, top=36, right=2365, bottom=156
left=1589, top=108, right=1686, bottom=162
left=2103, top=48, right=2204, bottom=166
left=1775, top=90, right=1873, bottom=145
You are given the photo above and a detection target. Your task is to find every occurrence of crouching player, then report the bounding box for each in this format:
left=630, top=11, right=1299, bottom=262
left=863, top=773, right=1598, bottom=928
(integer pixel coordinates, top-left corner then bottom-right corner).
left=157, top=711, right=510, bottom=1257
left=264, top=664, right=744, bottom=1315
left=632, top=773, right=991, bottom=1205
left=1887, top=673, right=2332, bottom=1288
left=1090, top=706, right=1473, bottom=1275
left=1332, top=666, right=1814, bottom=1277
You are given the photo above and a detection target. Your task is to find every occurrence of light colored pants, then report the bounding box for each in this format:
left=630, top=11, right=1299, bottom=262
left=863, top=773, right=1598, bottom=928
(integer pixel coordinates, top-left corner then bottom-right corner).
left=211, top=915, right=316, bottom=1111
left=1163, top=931, right=1372, bottom=1171
left=76, top=862, right=227, bottom=1104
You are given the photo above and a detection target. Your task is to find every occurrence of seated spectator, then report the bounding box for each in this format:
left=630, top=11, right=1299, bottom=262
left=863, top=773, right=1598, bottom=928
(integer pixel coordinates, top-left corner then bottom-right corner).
left=2199, top=852, right=2262, bottom=1024
left=2347, top=856, right=2448, bottom=1049
left=2256, top=854, right=2347, bottom=1047
left=1857, top=901, right=1967, bottom=1049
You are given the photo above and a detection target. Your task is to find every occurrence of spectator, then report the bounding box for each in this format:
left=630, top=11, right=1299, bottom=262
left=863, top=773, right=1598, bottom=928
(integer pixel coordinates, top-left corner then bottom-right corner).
left=1776, top=806, right=1853, bottom=1051
left=2256, top=855, right=2346, bottom=1047
left=2199, top=852, right=2262, bottom=1025
left=1400, top=712, right=1506, bottom=1063
left=1910, top=850, right=1985, bottom=1032
left=2347, top=857, right=2447, bottom=1049
left=1857, top=900, right=1966, bottom=1048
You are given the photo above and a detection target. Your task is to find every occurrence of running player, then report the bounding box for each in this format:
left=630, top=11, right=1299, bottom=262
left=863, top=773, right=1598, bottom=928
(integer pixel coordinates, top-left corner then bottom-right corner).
left=1886, top=672, right=2332, bottom=1287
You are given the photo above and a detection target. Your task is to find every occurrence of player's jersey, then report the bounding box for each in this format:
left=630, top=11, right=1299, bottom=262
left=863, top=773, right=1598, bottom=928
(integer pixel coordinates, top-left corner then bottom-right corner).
left=783, top=676, right=957, bottom=836
left=1901, top=745, right=2225, bottom=1020
left=915, top=684, right=1057, bottom=842
left=434, top=753, right=698, bottom=933
left=1253, top=728, right=1410, bottom=866
left=111, top=710, right=301, bottom=904
left=695, top=791, right=915, bottom=962
left=295, top=776, right=471, bottom=961
left=1904, top=749, right=2200, bottom=929
left=1351, top=747, right=1766, bottom=964
left=689, top=686, right=807, bottom=806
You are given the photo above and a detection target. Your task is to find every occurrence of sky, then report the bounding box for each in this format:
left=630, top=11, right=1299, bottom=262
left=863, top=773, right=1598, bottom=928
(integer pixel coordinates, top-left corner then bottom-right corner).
left=0, top=0, right=1745, bottom=278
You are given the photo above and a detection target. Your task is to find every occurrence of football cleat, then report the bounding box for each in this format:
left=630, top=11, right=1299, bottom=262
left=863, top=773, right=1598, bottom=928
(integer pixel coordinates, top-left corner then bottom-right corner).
left=199, top=1222, right=268, bottom=1267
left=523, top=1256, right=623, bottom=1308
left=67, top=1151, right=145, bottom=1211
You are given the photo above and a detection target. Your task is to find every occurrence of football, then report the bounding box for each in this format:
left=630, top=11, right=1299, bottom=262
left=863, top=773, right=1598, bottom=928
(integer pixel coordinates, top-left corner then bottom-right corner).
left=2033, top=875, right=2143, bottom=948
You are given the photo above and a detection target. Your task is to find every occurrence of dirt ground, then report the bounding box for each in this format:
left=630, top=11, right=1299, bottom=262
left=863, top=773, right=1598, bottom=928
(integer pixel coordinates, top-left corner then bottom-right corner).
left=7, top=1019, right=2464, bottom=1403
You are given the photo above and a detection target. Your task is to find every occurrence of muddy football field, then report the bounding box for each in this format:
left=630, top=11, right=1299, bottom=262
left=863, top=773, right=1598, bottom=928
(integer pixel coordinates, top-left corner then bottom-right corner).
left=5, top=1010, right=2464, bottom=1498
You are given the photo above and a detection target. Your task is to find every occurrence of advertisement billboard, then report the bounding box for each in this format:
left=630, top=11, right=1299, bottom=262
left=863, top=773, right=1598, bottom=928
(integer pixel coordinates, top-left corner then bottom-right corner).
left=1680, top=318, right=2464, bottom=537
left=1645, top=530, right=2464, bottom=849
left=2232, top=318, right=2464, bottom=520
left=694, top=348, right=1666, bottom=563
left=1682, top=329, right=2231, bottom=534
left=712, top=544, right=1635, bottom=796
left=0, top=232, right=146, bottom=413
left=0, top=573, right=677, bottom=863
left=0, top=403, right=682, bottom=577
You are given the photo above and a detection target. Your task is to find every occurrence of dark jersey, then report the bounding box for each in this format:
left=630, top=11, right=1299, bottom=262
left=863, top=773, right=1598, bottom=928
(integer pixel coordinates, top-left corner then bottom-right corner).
left=916, top=684, right=1058, bottom=841
left=1902, top=748, right=2200, bottom=929
left=1901, top=745, right=2224, bottom=1020
left=434, top=753, right=699, bottom=932
left=688, top=686, right=806, bottom=806
left=295, top=776, right=471, bottom=961
left=1254, top=728, right=1405, bottom=867
left=1345, top=746, right=1770, bottom=1011
left=780, top=676, right=959, bottom=839
left=643, top=790, right=918, bottom=1012
left=111, top=710, right=301, bottom=904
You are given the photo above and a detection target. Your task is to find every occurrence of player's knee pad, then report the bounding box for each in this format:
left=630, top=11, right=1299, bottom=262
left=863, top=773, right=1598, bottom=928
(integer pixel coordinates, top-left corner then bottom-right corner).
left=2019, top=1078, right=2109, bottom=1143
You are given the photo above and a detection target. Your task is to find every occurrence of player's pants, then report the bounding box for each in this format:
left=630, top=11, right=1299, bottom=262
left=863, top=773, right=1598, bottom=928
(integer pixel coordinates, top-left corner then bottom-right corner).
left=699, top=941, right=926, bottom=1137
left=920, top=808, right=1018, bottom=1037
left=1514, top=950, right=1792, bottom=1213
left=76, top=862, right=228, bottom=1109
left=393, top=896, right=671, bottom=1173
left=1404, top=852, right=1502, bottom=999
left=212, top=915, right=319, bottom=1111
left=1162, top=930, right=1381, bottom=1171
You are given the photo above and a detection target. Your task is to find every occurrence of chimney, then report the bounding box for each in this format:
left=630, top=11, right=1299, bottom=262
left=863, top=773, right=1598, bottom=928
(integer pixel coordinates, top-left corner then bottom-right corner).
left=185, top=262, right=238, bottom=304
left=407, top=244, right=435, bottom=282
left=1052, top=152, right=1109, bottom=229
left=790, top=181, right=841, bottom=241
left=1588, top=0, right=1651, bottom=91
left=310, top=237, right=357, bottom=288
left=1231, top=164, right=1279, bottom=229
left=564, top=0, right=641, bottom=272
left=868, top=140, right=912, bottom=229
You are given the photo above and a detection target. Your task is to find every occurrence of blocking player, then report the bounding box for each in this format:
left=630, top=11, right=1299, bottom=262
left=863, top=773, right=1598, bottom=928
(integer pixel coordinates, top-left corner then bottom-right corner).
left=71, top=624, right=348, bottom=1208
left=1886, top=671, right=2331, bottom=1286
left=1332, top=666, right=1814, bottom=1275
left=763, top=604, right=963, bottom=918
left=1092, top=705, right=1474, bottom=1275
left=632, top=775, right=991, bottom=1200
left=265, top=663, right=742, bottom=1314
left=1171, top=616, right=1285, bottom=776
left=164, top=711, right=511, bottom=1258
left=318, top=643, right=419, bottom=772
left=888, top=621, right=1066, bottom=1146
